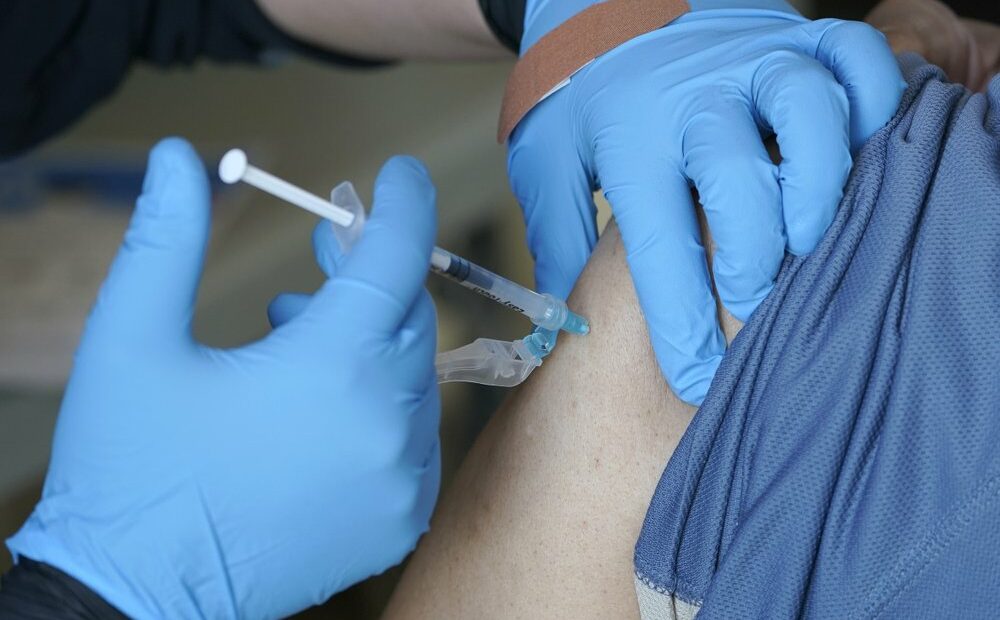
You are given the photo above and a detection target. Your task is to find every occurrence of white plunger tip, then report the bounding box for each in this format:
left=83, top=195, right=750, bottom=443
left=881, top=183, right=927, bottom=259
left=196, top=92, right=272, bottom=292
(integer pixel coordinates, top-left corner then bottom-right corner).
left=219, top=149, right=248, bottom=184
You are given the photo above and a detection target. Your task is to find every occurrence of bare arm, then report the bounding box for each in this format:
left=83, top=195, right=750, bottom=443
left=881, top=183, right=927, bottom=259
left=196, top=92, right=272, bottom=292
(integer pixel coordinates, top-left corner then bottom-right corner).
left=255, top=0, right=511, bottom=60
left=383, top=219, right=741, bottom=618
left=867, top=0, right=1000, bottom=91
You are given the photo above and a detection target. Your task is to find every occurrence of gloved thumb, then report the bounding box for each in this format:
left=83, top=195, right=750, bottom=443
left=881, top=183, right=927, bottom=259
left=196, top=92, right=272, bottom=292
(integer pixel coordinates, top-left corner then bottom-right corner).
left=264, top=218, right=352, bottom=329
left=812, top=20, right=905, bottom=151
left=507, top=117, right=598, bottom=300
left=267, top=292, right=311, bottom=328
left=87, top=138, right=211, bottom=345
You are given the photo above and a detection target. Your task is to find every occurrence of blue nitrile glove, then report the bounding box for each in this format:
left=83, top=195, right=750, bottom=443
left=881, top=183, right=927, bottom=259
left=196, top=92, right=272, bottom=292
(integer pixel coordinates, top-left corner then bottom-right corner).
left=6, top=138, right=442, bottom=619
left=510, top=0, right=905, bottom=404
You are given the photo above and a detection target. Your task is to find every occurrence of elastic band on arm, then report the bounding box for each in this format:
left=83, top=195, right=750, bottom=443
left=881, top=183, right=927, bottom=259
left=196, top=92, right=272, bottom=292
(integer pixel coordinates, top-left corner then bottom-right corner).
left=497, top=0, right=690, bottom=143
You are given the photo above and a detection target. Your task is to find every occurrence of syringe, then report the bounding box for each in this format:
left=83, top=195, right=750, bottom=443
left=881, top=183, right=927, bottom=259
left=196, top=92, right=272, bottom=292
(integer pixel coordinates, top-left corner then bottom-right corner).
left=219, top=149, right=589, bottom=336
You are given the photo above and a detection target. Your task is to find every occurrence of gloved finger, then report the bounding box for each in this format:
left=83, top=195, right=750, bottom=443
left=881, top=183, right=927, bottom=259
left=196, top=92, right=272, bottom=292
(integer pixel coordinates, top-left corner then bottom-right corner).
left=376, top=296, right=439, bottom=547
left=267, top=292, right=311, bottom=328
left=409, top=438, right=441, bottom=543
left=598, top=145, right=725, bottom=405
left=399, top=387, right=440, bottom=493
left=265, top=222, right=349, bottom=329
left=380, top=438, right=441, bottom=563
left=811, top=19, right=906, bottom=151
left=307, top=155, right=437, bottom=336
left=508, top=109, right=598, bottom=299
left=682, top=99, right=784, bottom=321
left=312, top=220, right=346, bottom=278
left=371, top=295, right=437, bottom=512
left=89, top=137, right=211, bottom=344
left=386, top=289, right=439, bottom=400
left=753, top=53, right=851, bottom=255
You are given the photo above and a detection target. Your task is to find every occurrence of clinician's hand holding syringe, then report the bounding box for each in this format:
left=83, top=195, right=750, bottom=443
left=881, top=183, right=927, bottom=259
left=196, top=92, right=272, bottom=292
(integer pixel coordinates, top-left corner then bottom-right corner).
left=219, top=149, right=590, bottom=337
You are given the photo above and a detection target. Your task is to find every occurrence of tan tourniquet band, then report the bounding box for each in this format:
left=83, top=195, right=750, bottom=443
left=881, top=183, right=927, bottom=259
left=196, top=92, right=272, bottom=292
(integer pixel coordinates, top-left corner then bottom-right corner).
left=497, top=0, right=690, bottom=143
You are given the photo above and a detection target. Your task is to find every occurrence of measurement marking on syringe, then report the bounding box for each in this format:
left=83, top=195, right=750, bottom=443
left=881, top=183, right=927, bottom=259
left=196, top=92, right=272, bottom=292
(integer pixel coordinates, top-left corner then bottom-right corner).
left=429, top=264, right=527, bottom=313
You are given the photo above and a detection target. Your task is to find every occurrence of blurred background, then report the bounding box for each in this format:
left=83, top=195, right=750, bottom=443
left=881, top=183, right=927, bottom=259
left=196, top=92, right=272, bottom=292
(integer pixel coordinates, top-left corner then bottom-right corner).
left=1, top=0, right=881, bottom=616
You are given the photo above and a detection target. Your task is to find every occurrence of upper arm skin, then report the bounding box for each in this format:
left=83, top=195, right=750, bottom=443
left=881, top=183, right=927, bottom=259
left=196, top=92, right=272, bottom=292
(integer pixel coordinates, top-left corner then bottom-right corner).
left=255, top=0, right=510, bottom=60
left=384, top=219, right=741, bottom=619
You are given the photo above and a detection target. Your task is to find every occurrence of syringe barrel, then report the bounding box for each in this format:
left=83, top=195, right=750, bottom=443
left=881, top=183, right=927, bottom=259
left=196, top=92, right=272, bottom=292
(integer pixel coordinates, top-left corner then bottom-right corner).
left=430, top=248, right=564, bottom=329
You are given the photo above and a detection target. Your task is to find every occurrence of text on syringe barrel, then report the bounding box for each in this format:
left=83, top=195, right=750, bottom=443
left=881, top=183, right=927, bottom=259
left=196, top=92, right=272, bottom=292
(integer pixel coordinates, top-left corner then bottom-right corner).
left=429, top=249, right=555, bottom=323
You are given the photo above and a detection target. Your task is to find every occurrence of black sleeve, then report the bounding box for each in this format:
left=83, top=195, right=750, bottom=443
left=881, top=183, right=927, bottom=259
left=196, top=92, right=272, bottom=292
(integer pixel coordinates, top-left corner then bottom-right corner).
left=942, top=0, right=1000, bottom=24
left=0, top=0, right=385, bottom=160
left=478, top=0, right=526, bottom=53
left=0, top=559, right=127, bottom=620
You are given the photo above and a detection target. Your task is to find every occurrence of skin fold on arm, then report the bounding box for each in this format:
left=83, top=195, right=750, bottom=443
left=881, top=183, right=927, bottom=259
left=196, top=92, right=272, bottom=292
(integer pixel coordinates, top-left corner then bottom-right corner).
left=384, top=217, right=741, bottom=619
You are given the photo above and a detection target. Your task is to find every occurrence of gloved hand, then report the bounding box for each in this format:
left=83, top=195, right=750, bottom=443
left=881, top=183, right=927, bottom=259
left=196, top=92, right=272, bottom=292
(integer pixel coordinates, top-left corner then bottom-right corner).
left=510, top=0, right=905, bottom=404
left=6, top=138, right=442, bottom=619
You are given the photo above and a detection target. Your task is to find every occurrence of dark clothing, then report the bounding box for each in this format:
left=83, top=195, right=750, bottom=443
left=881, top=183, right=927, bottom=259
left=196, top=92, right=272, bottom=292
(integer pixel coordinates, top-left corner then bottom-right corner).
left=0, top=0, right=524, bottom=161
left=0, top=559, right=125, bottom=620
left=478, top=0, right=526, bottom=54
left=0, top=0, right=379, bottom=159
left=819, top=0, right=1000, bottom=22
left=944, top=0, right=1000, bottom=24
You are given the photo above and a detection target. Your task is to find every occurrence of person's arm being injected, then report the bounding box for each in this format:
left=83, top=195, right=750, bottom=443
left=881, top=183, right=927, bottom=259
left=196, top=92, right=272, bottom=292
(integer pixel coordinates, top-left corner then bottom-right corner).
left=240, top=0, right=903, bottom=399
left=0, top=139, right=443, bottom=619
left=3, top=0, right=910, bottom=408
left=505, top=0, right=906, bottom=405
